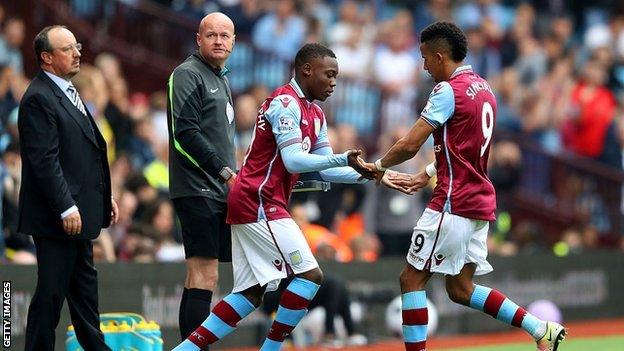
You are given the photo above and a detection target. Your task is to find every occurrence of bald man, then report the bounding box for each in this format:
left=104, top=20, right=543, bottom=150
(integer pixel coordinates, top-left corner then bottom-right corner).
left=167, top=12, right=237, bottom=342
left=19, top=25, right=116, bottom=350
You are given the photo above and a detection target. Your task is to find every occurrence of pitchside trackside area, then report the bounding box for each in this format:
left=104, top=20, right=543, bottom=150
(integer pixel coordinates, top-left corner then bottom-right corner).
left=224, top=318, right=624, bottom=350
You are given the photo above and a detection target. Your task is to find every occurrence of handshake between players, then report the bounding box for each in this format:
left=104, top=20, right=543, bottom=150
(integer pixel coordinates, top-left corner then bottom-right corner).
left=346, top=149, right=432, bottom=195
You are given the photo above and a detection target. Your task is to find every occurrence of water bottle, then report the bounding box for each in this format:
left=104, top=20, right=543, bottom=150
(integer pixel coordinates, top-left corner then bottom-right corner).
left=102, top=321, right=119, bottom=351
left=147, top=321, right=163, bottom=351
left=65, top=325, right=83, bottom=351
left=117, top=320, right=132, bottom=350
left=132, top=321, right=154, bottom=351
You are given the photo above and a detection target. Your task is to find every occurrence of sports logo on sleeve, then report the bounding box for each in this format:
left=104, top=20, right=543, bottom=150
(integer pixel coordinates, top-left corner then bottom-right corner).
left=278, top=117, right=295, bottom=132
left=280, top=96, right=291, bottom=107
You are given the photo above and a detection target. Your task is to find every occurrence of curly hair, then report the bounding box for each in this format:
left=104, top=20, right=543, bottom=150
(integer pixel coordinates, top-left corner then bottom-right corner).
left=420, top=21, right=468, bottom=62
left=294, top=43, right=336, bottom=68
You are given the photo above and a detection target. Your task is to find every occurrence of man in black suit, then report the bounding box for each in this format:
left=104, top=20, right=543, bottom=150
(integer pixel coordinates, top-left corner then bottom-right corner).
left=18, top=25, right=118, bottom=351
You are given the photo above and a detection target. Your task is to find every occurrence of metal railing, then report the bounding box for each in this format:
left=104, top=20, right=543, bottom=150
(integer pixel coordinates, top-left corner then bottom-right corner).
left=511, top=134, right=624, bottom=241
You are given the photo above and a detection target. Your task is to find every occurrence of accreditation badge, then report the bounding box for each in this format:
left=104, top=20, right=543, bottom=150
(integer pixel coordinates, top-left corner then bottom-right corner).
left=226, top=102, right=234, bottom=124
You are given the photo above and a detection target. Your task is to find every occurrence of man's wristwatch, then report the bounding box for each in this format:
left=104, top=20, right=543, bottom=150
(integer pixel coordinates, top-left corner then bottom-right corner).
left=218, top=166, right=235, bottom=183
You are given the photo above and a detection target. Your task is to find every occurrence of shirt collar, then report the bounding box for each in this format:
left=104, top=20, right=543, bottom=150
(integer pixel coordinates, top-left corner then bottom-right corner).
left=289, top=77, right=306, bottom=99
left=450, top=65, right=473, bottom=79
left=44, top=70, right=72, bottom=92
left=194, top=52, right=230, bottom=77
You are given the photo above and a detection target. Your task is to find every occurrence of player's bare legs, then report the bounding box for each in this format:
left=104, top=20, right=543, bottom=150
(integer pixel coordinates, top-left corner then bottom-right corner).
left=447, top=263, right=566, bottom=351
left=444, top=263, right=476, bottom=305
left=185, top=258, right=219, bottom=291
left=260, top=267, right=324, bottom=350
left=400, top=264, right=432, bottom=293
left=400, top=264, right=433, bottom=351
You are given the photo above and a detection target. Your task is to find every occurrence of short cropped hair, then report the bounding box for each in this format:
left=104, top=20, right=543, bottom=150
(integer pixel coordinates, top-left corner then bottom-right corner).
left=34, top=25, right=66, bottom=66
left=294, top=43, right=336, bottom=68
left=420, top=22, right=468, bottom=62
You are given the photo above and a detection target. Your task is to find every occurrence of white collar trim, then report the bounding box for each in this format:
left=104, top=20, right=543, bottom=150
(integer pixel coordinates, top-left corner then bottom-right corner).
left=450, top=65, right=473, bottom=79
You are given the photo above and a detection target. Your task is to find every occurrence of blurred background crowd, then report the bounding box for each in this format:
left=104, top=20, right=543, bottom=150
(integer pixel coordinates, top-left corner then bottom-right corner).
left=2, top=0, right=624, bottom=266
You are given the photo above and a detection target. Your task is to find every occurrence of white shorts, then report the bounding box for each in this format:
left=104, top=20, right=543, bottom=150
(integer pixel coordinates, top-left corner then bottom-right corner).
left=231, top=218, right=318, bottom=293
left=406, top=208, right=493, bottom=276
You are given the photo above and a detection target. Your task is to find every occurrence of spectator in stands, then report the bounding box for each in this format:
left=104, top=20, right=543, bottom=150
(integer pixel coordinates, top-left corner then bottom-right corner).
left=233, top=93, right=257, bottom=166
left=489, top=141, right=522, bottom=211
left=494, top=68, right=523, bottom=132
left=534, top=57, right=575, bottom=150
left=150, top=91, right=169, bottom=146
left=143, top=141, right=169, bottom=191
left=93, top=230, right=116, bottom=263
left=128, top=116, right=157, bottom=170
left=332, top=26, right=373, bottom=79
left=94, top=52, right=123, bottom=85
left=412, top=0, right=453, bottom=33
left=173, top=0, right=219, bottom=21
left=1, top=142, right=25, bottom=262
left=252, top=0, right=305, bottom=60
left=327, top=0, right=374, bottom=47
left=508, top=220, right=548, bottom=255
left=291, top=203, right=353, bottom=262
left=73, top=65, right=117, bottom=162
left=116, top=224, right=156, bottom=262
left=454, top=0, right=512, bottom=32
left=465, top=26, right=501, bottom=79
left=222, top=0, right=264, bottom=38
left=562, top=59, right=617, bottom=159
left=301, top=0, right=334, bottom=35
left=558, top=227, right=584, bottom=255
left=125, top=172, right=159, bottom=220
left=109, top=152, right=133, bottom=199
left=0, top=18, right=25, bottom=74
left=141, top=198, right=183, bottom=262
left=314, top=125, right=366, bottom=230
left=108, top=188, right=138, bottom=246
left=0, top=64, right=17, bottom=137
left=105, top=77, right=134, bottom=153
left=373, top=14, right=419, bottom=132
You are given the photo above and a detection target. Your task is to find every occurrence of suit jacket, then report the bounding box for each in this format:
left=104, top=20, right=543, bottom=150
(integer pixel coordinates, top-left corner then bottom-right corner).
left=17, top=70, right=112, bottom=240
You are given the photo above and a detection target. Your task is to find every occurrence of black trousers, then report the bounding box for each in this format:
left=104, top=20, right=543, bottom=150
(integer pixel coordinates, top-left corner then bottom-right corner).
left=25, top=237, right=109, bottom=351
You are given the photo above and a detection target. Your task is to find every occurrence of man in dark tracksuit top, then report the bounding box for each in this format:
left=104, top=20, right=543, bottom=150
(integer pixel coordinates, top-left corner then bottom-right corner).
left=167, top=12, right=237, bottom=343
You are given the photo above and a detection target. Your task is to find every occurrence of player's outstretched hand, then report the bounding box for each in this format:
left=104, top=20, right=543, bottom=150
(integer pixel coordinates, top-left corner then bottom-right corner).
left=381, top=170, right=412, bottom=194
left=347, top=150, right=377, bottom=180
left=388, top=170, right=431, bottom=194
left=353, top=155, right=386, bottom=183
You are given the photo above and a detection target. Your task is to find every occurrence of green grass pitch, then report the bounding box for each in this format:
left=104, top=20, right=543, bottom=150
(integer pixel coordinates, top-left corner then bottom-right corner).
left=441, top=335, right=624, bottom=351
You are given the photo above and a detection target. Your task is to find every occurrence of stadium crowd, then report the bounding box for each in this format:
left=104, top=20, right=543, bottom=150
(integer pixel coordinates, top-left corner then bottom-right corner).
left=2, top=0, right=624, bottom=265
